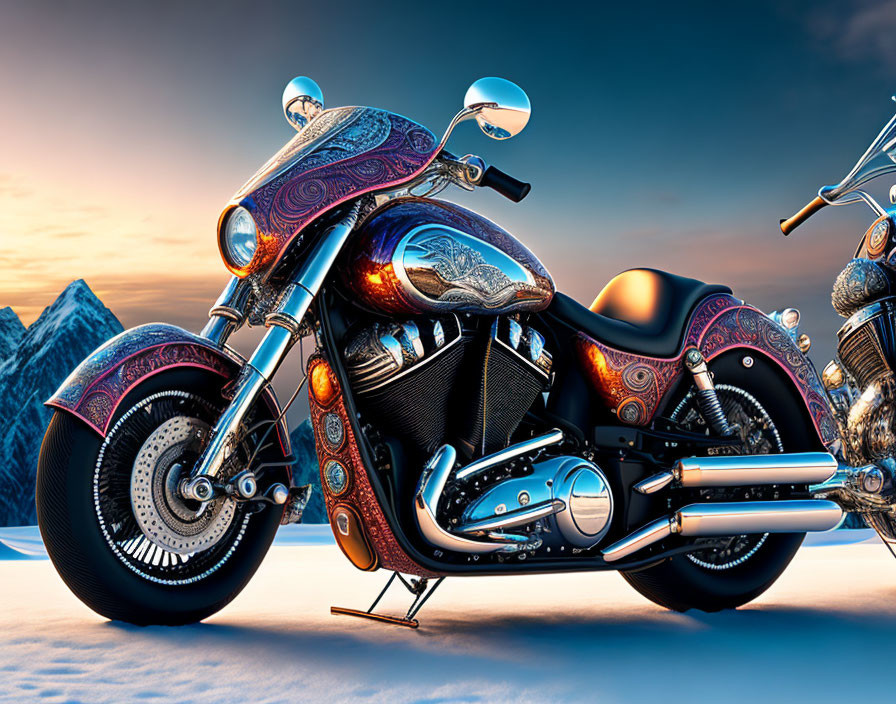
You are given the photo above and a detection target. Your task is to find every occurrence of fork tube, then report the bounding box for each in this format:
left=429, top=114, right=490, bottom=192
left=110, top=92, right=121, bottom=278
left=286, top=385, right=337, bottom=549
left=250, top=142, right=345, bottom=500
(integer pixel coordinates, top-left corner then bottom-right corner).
left=184, top=207, right=359, bottom=489
left=200, top=275, right=253, bottom=346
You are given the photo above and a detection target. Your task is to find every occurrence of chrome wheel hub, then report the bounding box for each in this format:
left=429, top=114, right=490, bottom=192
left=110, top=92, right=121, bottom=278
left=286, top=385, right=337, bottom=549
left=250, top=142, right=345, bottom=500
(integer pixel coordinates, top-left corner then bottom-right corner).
left=131, top=416, right=236, bottom=555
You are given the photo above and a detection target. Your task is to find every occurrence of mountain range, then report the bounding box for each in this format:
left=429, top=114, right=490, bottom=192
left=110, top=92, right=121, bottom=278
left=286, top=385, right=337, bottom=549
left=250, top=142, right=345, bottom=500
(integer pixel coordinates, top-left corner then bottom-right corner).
left=0, top=281, right=324, bottom=526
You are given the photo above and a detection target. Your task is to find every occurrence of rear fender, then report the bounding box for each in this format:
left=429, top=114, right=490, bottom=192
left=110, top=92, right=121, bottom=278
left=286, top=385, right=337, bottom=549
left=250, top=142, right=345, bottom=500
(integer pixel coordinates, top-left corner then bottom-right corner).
left=577, top=295, right=841, bottom=453
left=46, top=323, right=291, bottom=454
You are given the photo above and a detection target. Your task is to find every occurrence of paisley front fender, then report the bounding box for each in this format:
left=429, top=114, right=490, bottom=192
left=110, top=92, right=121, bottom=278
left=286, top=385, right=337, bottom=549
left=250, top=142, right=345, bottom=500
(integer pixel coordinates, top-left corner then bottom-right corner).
left=46, top=323, right=291, bottom=454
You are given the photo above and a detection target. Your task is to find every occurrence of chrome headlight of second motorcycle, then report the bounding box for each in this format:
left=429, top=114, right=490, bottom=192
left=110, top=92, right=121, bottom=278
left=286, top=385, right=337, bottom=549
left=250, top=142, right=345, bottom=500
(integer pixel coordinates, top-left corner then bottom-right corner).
left=219, top=206, right=258, bottom=269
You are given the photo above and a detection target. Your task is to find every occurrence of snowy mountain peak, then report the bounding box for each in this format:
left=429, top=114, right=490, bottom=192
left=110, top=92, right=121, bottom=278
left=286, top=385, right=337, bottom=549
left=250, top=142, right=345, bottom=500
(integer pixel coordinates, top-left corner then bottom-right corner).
left=24, top=279, right=119, bottom=351
left=0, top=307, right=25, bottom=362
left=0, top=281, right=123, bottom=525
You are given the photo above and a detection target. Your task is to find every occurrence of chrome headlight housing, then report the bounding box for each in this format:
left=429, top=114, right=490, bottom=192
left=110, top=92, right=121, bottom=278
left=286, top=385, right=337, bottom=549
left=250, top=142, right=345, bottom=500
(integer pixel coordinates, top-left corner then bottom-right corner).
left=220, top=206, right=258, bottom=269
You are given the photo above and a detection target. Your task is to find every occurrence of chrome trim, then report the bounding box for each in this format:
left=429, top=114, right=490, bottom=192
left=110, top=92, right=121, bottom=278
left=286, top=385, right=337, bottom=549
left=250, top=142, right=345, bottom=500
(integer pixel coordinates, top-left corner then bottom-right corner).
left=634, top=452, right=837, bottom=495
left=463, top=77, right=531, bottom=140
left=602, top=499, right=843, bottom=562
left=201, top=275, right=252, bottom=345
left=601, top=518, right=673, bottom=563
left=282, top=76, right=324, bottom=131
left=391, top=224, right=546, bottom=315
left=414, top=445, right=529, bottom=553
left=633, top=471, right=675, bottom=495
left=675, top=452, right=838, bottom=487
left=208, top=275, right=253, bottom=323
left=348, top=326, right=463, bottom=395
left=454, top=429, right=564, bottom=482
left=837, top=296, right=896, bottom=339
left=455, top=500, right=565, bottom=534
left=457, top=454, right=613, bottom=548
left=676, top=500, right=842, bottom=535
left=188, top=206, right=359, bottom=483
left=200, top=316, right=238, bottom=347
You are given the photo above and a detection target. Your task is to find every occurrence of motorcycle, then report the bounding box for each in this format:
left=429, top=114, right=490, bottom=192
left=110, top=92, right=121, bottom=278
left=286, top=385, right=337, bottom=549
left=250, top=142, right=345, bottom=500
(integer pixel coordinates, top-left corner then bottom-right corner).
left=34, top=76, right=896, bottom=627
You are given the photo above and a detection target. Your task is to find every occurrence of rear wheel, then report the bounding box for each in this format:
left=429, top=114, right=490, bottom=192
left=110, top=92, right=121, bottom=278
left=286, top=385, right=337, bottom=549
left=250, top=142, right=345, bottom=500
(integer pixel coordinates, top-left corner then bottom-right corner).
left=36, top=371, right=285, bottom=625
left=621, top=354, right=816, bottom=612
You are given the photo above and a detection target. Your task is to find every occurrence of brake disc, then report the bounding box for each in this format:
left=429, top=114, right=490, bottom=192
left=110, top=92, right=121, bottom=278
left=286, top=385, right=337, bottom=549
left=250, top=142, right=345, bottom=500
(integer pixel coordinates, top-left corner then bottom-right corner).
left=130, top=416, right=236, bottom=555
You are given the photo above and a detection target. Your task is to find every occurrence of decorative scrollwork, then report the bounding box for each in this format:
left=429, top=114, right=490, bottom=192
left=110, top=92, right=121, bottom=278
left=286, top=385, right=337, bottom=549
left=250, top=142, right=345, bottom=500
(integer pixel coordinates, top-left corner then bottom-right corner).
left=576, top=295, right=840, bottom=449
left=234, top=107, right=438, bottom=275
left=831, top=258, right=894, bottom=317
left=307, top=356, right=438, bottom=577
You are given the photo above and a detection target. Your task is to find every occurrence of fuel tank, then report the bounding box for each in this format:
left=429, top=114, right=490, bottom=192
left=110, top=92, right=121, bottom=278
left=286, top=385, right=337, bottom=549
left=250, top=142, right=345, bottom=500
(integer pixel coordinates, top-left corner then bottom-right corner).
left=343, top=198, right=554, bottom=315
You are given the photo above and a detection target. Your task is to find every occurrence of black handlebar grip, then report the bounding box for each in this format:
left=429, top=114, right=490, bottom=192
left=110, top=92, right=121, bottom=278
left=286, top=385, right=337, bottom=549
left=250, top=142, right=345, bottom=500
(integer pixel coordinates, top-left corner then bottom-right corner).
left=480, top=166, right=531, bottom=202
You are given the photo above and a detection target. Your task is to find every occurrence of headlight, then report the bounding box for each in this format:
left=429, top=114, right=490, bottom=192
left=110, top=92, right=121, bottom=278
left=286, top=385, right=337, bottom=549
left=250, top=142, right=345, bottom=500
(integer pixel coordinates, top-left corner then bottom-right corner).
left=220, top=206, right=257, bottom=269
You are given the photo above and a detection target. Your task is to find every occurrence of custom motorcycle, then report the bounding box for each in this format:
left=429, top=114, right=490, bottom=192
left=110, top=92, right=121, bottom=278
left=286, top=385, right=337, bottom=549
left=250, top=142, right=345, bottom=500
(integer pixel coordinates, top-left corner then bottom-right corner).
left=34, top=77, right=896, bottom=627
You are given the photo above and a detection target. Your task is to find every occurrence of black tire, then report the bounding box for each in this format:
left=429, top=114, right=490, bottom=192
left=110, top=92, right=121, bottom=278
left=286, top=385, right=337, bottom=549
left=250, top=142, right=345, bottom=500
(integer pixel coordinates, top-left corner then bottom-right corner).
left=35, top=371, right=284, bottom=625
left=621, top=353, right=821, bottom=612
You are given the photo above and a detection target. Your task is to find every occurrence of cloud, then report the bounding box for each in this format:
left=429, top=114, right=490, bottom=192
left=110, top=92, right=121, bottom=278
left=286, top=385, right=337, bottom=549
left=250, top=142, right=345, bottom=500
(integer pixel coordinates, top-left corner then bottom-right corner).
left=810, top=0, right=896, bottom=65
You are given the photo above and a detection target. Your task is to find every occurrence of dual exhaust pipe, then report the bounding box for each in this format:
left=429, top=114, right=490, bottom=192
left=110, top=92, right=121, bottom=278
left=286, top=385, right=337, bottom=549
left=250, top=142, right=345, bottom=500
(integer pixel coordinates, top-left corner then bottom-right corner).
left=604, top=452, right=842, bottom=562
left=415, top=430, right=846, bottom=561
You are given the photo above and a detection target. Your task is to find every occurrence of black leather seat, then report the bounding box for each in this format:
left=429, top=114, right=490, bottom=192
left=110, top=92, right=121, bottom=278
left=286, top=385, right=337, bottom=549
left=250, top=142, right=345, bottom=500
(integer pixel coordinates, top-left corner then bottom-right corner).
left=547, top=268, right=732, bottom=357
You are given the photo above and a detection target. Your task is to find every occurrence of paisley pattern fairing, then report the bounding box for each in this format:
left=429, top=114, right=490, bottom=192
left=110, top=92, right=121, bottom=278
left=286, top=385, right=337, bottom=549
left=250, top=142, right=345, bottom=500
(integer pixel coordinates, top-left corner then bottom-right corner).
left=224, top=107, right=439, bottom=278
left=342, top=197, right=555, bottom=316
left=45, top=323, right=291, bottom=455
left=576, top=295, right=840, bottom=451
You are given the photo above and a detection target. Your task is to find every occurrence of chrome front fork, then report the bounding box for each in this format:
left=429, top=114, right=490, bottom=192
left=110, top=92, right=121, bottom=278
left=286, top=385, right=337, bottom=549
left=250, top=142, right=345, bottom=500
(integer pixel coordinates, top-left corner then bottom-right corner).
left=183, top=206, right=359, bottom=499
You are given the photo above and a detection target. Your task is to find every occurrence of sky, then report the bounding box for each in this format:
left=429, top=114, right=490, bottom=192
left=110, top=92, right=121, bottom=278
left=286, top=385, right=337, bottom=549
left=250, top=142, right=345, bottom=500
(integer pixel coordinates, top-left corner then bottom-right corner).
left=3, top=0, right=896, bottom=374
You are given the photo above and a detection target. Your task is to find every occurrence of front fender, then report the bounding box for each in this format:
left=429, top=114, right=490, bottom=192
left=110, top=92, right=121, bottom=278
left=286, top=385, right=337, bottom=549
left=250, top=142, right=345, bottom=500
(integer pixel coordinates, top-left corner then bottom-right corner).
left=46, top=323, right=291, bottom=454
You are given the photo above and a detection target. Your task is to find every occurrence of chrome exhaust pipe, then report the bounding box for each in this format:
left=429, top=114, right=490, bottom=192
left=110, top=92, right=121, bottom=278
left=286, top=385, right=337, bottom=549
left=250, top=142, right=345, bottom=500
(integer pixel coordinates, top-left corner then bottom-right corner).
left=414, top=445, right=533, bottom=554
left=454, top=429, right=564, bottom=482
left=634, top=452, right=838, bottom=495
left=602, top=499, right=843, bottom=562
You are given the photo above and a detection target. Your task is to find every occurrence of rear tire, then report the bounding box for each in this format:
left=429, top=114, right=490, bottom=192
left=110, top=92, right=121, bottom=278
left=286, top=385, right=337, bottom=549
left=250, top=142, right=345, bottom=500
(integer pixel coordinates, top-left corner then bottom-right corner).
left=621, top=353, right=819, bottom=612
left=36, top=372, right=284, bottom=625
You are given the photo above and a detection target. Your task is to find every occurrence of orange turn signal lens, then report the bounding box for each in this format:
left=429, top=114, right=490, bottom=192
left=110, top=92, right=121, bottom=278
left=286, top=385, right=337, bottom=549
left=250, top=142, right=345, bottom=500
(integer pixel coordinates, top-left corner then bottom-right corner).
left=310, top=359, right=340, bottom=406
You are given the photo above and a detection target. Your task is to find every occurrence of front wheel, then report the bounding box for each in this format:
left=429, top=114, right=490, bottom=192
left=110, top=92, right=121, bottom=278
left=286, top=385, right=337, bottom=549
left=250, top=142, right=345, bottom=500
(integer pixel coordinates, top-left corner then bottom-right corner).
left=36, top=372, right=285, bottom=625
left=621, top=354, right=818, bottom=612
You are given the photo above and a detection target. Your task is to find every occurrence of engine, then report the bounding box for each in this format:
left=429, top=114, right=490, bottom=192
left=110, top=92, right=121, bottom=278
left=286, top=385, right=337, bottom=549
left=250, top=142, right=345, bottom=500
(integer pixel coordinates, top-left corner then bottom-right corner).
left=828, top=252, right=896, bottom=463
left=343, top=313, right=615, bottom=556
left=343, top=314, right=552, bottom=458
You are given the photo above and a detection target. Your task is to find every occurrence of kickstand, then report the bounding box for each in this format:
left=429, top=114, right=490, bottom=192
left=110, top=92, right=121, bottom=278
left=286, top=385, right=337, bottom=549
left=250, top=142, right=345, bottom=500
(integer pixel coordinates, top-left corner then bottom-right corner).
left=331, top=573, right=445, bottom=629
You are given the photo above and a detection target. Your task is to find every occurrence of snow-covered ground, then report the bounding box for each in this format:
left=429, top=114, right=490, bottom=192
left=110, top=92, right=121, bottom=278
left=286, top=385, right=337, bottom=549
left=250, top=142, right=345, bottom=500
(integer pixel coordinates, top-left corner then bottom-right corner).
left=1, top=527, right=894, bottom=703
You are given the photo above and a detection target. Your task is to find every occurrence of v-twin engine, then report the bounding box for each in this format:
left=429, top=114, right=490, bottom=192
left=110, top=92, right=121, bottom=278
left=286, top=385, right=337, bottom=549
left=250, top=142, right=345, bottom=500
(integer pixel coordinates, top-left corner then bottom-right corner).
left=449, top=454, right=614, bottom=550
left=412, top=431, right=619, bottom=555
left=828, top=273, right=896, bottom=463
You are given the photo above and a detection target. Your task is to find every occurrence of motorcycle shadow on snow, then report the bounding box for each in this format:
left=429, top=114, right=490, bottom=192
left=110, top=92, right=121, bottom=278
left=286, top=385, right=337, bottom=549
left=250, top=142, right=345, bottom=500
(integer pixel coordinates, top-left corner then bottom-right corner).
left=103, top=597, right=896, bottom=699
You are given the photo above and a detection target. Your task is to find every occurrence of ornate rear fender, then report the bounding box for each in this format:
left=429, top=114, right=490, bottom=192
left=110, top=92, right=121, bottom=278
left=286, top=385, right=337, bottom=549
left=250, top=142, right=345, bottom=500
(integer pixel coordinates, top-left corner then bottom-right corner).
left=45, top=323, right=291, bottom=455
left=577, top=295, right=842, bottom=455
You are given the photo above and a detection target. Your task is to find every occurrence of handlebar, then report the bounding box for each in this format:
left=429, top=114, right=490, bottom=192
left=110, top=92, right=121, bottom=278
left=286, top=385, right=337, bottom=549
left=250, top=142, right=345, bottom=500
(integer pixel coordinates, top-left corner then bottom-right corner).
left=479, top=166, right=531, bottom=202
left=780, top=196, right=828, bottom=236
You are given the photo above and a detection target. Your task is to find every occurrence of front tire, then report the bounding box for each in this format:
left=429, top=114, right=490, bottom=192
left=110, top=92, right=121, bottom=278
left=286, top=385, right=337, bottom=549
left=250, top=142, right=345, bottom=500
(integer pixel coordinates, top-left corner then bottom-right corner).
left=621, top=353, right=819, bottom=612
left=36, top=372, right=284, bottom=625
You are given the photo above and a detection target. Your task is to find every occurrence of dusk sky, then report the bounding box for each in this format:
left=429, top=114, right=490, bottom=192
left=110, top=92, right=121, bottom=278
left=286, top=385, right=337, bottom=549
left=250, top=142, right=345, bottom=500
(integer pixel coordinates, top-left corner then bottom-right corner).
left=4, top=0, right=896, bottom=372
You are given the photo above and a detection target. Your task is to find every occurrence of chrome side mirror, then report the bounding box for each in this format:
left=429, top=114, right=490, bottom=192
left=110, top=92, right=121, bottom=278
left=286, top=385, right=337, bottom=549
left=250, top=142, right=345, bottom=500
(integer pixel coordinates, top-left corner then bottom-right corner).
left=463, top=77, right=530, bottom=140
left=282, top=76, right=323, bottom=131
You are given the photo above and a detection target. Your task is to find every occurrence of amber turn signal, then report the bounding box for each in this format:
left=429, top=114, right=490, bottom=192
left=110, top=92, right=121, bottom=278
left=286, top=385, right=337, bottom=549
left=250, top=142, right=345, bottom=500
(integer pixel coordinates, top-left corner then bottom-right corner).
left=309, top=359, right=340, bottom=406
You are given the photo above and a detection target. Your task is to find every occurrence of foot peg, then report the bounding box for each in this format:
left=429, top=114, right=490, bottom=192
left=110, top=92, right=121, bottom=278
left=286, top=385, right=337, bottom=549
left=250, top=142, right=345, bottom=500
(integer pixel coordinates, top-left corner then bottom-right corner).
left=279, top=484, right=312, bottom=525
left=331, top=572, right=445, bottom=629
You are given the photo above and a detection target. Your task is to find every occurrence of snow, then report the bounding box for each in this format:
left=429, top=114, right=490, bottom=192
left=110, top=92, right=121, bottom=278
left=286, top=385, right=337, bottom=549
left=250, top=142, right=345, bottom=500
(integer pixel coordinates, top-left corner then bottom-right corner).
left=1, top=527, right=895, bottom=703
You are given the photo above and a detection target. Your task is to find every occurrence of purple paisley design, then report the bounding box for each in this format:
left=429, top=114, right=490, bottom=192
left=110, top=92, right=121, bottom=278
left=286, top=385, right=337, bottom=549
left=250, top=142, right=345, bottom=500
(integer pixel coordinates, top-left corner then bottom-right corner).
left=234, top=107, right=438, bottom=276
left=47, top=324, right=291, bottom=452
left=577, top=294, right=840, bottom=449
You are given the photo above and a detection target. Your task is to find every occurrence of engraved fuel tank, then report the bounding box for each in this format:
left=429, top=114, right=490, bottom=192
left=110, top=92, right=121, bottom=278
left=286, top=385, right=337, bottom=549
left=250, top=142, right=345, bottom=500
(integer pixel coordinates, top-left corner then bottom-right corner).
left=343, top=198, right=554, bottom=315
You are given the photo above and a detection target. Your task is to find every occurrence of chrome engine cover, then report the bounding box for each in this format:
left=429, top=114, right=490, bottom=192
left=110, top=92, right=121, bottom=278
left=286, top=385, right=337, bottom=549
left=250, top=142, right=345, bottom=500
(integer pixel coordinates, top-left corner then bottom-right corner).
left=459, top=456, right=614, bottom=548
